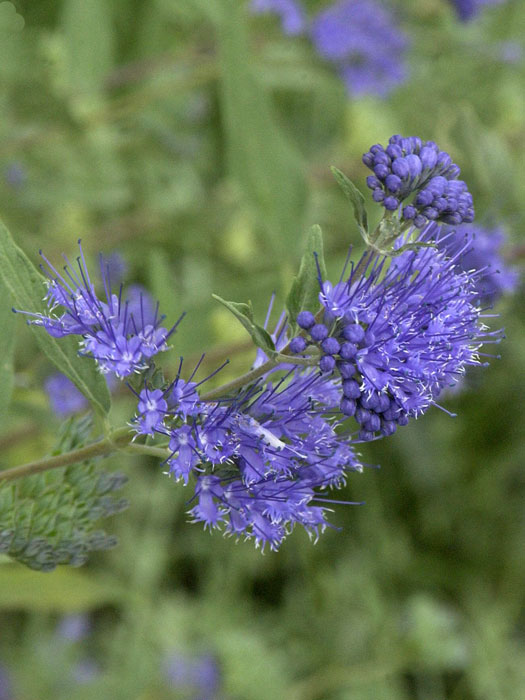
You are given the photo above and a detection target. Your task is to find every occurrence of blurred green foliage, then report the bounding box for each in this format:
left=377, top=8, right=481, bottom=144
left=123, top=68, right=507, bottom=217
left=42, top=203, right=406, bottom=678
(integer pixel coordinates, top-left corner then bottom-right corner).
left=0, top=0, right=524, bottom=698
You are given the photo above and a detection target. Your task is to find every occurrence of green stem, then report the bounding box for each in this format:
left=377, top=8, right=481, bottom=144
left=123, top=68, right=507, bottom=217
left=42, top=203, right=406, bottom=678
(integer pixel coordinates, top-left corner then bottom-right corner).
left=0, top=426, right=134, bottom=484
left=124, top=443, right=171, bottom=460
left=199, top=355, right=280, bottom=402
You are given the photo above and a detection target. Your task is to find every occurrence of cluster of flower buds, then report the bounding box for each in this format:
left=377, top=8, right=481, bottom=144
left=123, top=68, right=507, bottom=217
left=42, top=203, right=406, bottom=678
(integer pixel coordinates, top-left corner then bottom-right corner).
left=363, top=135, right=474, bottom=228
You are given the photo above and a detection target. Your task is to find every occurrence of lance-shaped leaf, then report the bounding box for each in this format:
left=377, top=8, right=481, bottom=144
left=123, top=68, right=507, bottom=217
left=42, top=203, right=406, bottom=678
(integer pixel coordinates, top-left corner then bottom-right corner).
left=0, top=275, right=16, bottom=430
left=331, top=166, right=369, bottom=241
left=217, top=0, right=307, bottom=266
left=212, top=295, right=276, bottom=357
left=286, top=225, right=326, bottom=334
left=0, top=219, right=111, bottom=415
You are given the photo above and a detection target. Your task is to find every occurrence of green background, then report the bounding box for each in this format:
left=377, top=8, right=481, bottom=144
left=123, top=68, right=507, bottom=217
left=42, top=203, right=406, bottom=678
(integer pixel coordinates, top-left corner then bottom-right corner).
left=0, top=0, right=524, bottom=697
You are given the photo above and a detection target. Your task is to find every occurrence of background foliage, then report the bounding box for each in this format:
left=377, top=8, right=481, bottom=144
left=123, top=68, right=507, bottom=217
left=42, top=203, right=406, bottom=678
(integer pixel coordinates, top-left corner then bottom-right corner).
left=0, top=0, right=524, bottom=698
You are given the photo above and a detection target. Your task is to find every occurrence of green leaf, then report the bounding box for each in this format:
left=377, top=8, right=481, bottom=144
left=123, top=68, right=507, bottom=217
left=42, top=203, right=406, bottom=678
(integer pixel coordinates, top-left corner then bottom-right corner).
left=147, top=248, right=180, bottom=330
left=217, top=0, right=307, bottom=267
left=0, top=219, right=111, bottom=416
left=62, top=0, right=115, bottom=95
left=285, top=225, right=326, bottom=333
left=212, top=295, right=276, bottom=356
left=331, top=166, right=369, bottom=239
left=0, top=275, right=16, bottom=430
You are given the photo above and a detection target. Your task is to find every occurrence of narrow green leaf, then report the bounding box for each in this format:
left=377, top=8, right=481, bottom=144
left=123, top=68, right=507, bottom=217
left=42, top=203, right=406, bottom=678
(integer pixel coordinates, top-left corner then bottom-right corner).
left=0, top=276, right=16, bottom=430
left=285, top=225, right=326, bottom=333
left=147, top=248, right=179, bottom=327
left=217, top=0, right=307, bottom=267
left=62, top=0, right=114, bottom=95
left=331, top=166, right=369, bottom=239
left=212, top=295, right=276, bottom=356
left=0, top=219, right=111, bottom=415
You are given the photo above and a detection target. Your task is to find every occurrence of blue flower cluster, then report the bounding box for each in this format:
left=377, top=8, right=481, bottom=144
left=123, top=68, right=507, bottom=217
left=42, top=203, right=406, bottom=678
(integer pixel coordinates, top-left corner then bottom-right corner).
left=290, top=225, right=498, bottom=441
left=19, top=244, right=180, bottom=378
left=310, top=0, right=408, bottom=97
left=134, top=368, right=361, bottom=551
left=20, top=135, right=508, bottom=552
left=250, top=0, right=409, bottom=98
left=363, top=135, right=475, bottom=228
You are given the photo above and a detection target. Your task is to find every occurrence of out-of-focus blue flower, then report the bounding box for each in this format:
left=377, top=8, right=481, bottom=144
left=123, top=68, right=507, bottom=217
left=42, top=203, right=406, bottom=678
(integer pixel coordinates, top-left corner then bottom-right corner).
left=362, top=135, right=474, bottom=228
left=450, top=0, right=504, bottom=22
left=56, top=614, right=91, bottom=642
left=164, top=651, right=221, bottom=699
left=292, top=223, right=500, bottom=440
left=496, top=41, right=523, bottom=64
left=310, top=0, right=409, bottom=97
left=436, top=224, right=519, bottom=305
left=45, top=374, right=89, bottom=416
left=4, top=162, right=26, bottom=189
left=45, top=372, right=116, bottom=417
left=125, top=284, right=158, bottom=327
left=0, top=664, right=11, bottom=700
left=16, top=243, right=182, bottom=378
left=250, top=0, right=306, bottom=35
left=100, top=252, right=128, bottom=286
left=71, top=659, right=100, bottom=685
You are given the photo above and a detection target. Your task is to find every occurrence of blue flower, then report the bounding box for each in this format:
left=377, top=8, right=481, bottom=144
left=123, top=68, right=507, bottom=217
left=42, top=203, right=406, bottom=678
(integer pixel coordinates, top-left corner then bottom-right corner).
left=450, top=0, right=504, bottom=21
left=163, top=650, right=221, bottom=699
left=56, top=614, right=91, bottom=642
left=295, top=224, right=501, bottom=440
left=45, top=373, right=89, bottom=417
left=310, top=0, right=409, bottom=97
left=100, top=252, right=128, bottom=286
left=136, top=387, right=169, bottom=435
left=185, top=370, right=361, bottom=550
left=436, top=224, right=519, bottom=305
left=250, top=0, right=306, bottom=35
left=0, top=664, right=11, bottom=700
left=17, top=243, right=181, bottom=378
left=4, top=162, right=26, bottom=188
left=134, top=360, right=362, bottom=550
left=363, top=135, right=474, bottom=228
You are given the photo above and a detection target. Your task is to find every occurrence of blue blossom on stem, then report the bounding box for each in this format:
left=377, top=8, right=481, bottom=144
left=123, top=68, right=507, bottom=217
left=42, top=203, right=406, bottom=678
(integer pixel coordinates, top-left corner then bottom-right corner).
left=16, top=242, right=182, bottom=378
left=436, top=224, right=519, bottom=304
left=293, top=223, right=501, bottom=440
left=363, top=135, right=474, bottom=228
left=133, top=364, right=362, bottom=551
left=310, top=0, right=409, bottom=97
left=250, top=0, right=306, bottom=35
left=186, top=370, right=362, bottom=550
